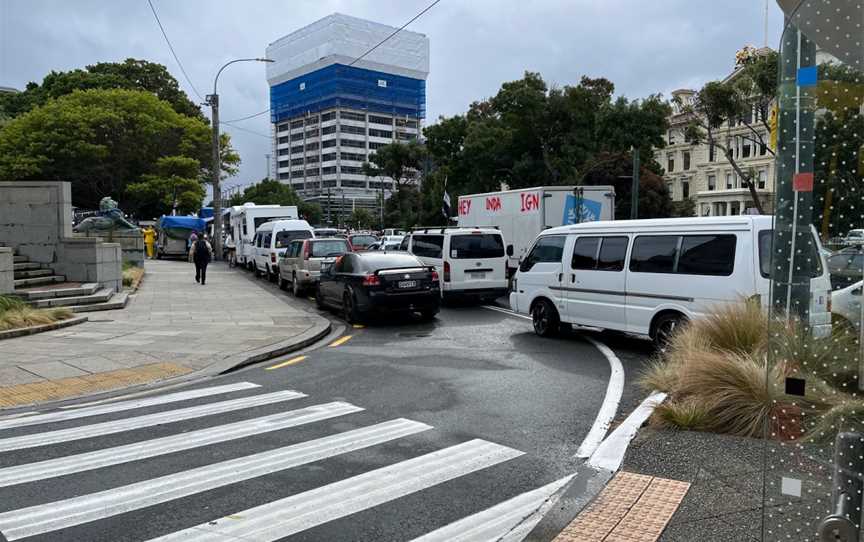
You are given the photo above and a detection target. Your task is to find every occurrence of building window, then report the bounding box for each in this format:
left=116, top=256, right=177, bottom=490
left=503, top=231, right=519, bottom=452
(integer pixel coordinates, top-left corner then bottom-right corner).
left=306, top=155, right=320, bottom=164
left=667, top=153, right=675, bottom=173
left=323, top=180, right=337, bottom=187
left=278, top=159, right=289, bottom=168
left=707, top=175, right=716, bottom=191
left=758, top=169, right=767, bottom=189
left=341, top=139, right=366, bottom=149
left=291, top=168, right=304, bottom=176
left=277, top=123, right=289, bottom=132
left=668, top=129, right=675, bottom=145
left=306, top=115, right=319, bottom=125
left=396, top=118, right=418, bottom=128
left=299, top=82, right=306, bottom=91
left=305, top=168, right=320, bottom=177
left=322, top=139, right=337, bottom=148
left=341, top=125, right=366, bottom=136
left=290, top=132, right=304, bottom=142
left=278, top=148, right=290, bottom=156
left=370, top=181, right=394, bottom=190
left=725, top=172, right=732, bottom=189
left=279, top=172, right=290, bottom=180
left=683, top=151, right=691, bottom=171
left=290, top=157, right=304, bottom=166
left=278, top=136, right=290, bottom=144
left=291, top=145, right=303, bottom=155
left=342, top=179, right=367, bottom=188
left=377, top=79, right=387, bottom=88
left=742, top=140, right=751, bottom=158
left=340, top=152, right=366, bottom=162
left=321, top=111, right=337, bottom=122
left=369, top=129, right=393, bottom=139
left=340, top=165, right=363, bottom=175
left=305, top=142, right=319, bottom=151
left=290, top=119, right=304, bottom=129
left=322, top=166, right=337, bottom=175
left=369, top=142, right=389, bottom=150
left=397, top=132, right=417, bottom=141
left=708, top=142, right=715, bottom=162
left=340, top=111, right=366, bottom=122
left=368, top=115, right=391, bottom=125
left=682, top=180, right=690, bottom=199
left=666, top=182, right=673, bottom=195
left=322, top=125, right=337, bottom=135
left=322, top=152, right=337, bottom=163
left=760, top=135, right=768, bottom=156
left=305, top=128, right=319, bottom=138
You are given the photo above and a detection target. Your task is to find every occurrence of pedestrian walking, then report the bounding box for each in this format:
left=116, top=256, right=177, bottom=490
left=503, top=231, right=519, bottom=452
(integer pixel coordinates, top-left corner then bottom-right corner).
left=192, top=235, right=213, bottom=285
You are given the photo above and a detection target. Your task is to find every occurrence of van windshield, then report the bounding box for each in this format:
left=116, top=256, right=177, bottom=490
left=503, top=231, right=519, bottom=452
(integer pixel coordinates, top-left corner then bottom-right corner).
left=759, top=229, right=823, bottom=279
left=254, top=216, right=292, bottom=230
left=450, top=234, right=505, bottom=259
left=275, top=230, right=312, bottom=248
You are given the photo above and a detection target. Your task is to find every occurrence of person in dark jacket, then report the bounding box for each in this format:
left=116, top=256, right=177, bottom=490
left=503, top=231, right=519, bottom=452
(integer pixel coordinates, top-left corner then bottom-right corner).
left=192, top=235, right=213, bottom=285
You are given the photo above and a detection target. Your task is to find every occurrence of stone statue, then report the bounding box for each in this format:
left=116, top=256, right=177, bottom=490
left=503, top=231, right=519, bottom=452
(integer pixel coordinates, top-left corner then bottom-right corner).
left=73, top=197, right=139, bottom=233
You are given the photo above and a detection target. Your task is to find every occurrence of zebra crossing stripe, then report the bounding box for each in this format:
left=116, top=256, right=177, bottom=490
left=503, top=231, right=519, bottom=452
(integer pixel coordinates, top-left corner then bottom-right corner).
left=409, top=475, right=574, bottom=542
left=0, top=418, right=432, bottom=540
left=0, top=401, right=363, bottom=488
left=0, top=382, right=261, bottom=431
left=146, top=439, right=524, bottom=542
left=0, top=390, right=306, bottom=453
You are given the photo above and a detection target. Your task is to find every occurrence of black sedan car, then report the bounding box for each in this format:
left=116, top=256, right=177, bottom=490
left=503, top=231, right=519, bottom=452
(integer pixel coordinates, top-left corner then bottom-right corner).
left=316, top=252, right=440, bottom=323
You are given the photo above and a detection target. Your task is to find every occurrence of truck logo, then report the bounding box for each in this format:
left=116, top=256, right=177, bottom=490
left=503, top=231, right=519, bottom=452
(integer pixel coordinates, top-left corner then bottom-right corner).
left=486, top=196, right=501, bottom=212
left=458, top=199, right=472, bottom=216
left=520, top=193, right=540, bottom=212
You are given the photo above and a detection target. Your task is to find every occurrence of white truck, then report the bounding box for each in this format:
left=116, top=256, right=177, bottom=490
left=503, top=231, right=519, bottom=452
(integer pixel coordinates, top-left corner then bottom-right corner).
left=457, top=185, right=615, bottom=275
left=229, top=203, right=299, bottom=270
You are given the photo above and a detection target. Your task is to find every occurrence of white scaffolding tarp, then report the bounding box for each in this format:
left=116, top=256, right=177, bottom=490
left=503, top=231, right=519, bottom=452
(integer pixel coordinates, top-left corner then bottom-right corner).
left=266, top=13, right=430, bottom=86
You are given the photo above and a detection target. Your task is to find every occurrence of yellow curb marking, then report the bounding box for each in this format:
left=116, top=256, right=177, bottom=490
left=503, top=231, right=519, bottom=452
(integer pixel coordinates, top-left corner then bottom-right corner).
left=0, top=362, right=191, bottom=409
left=554, top=471, right=690, bottom=542
left=328, top=335, right=353, bottom=347
left=265, top=356, right=307, bottom=370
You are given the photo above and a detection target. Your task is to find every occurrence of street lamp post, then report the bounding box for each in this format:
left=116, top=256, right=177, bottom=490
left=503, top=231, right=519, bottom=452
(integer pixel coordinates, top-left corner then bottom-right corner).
left=207, top=57, right=273, bottom=260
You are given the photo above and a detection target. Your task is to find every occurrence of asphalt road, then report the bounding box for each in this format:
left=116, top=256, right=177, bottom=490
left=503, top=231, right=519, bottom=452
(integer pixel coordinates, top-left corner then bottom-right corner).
left=0, top=273, right=655, bottom=542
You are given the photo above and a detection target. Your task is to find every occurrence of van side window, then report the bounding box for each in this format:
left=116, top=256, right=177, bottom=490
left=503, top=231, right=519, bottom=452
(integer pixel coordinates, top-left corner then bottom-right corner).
left=254, top=234, right=261, bottom=248
left=677, top=235, right=736, bottom=276
left=263, top=233, right=273, bottom=249
left=597, top=237, right=629, bottom=271
left=412, top=235, right=444, bottom=258
left=242, top=222, right=248, bottom=236
left=759, top=230, right=822, bottom=279
left=520, top=236, right=566, bottom=272
left=629, top=236, right=679, bottom=274
left=571, top=238, right=600, bottom=270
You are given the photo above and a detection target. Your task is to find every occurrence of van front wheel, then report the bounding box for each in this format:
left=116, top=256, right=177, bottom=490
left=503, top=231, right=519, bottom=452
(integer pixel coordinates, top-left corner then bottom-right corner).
left=531, top=299, right=559, bottom=337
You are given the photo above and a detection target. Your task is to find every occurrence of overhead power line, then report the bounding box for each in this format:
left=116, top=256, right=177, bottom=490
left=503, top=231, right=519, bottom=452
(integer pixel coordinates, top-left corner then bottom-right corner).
left=220, top=121, right=271, bottom=139
left=226, top=0, right=441, bottom=125
left=146, top=0, right=204, bottom=102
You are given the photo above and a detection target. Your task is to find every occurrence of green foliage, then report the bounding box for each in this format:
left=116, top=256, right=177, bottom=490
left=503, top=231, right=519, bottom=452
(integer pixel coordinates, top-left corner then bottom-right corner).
left=362, top=140, right=426, bottom=187
left=0, top=88, right=212, bottom=211
left=582, top=152, right=674, bottom=219
left=126, top=156, right=205, bottom=218
left=348, top=208, right=375, bottom=230
left=299, top=202, right=323, bottom=225
left=0, top=58, right=203, bottom=120
left=384, top=187, right=422, bottom=230
left=0, top=295, right=26, bottom=313
left=228, top=178, right=302, bottom=207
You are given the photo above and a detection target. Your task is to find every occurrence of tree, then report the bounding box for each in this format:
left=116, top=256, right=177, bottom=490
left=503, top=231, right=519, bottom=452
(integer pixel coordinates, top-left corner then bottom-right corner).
left=582, top=151, right=675, bottom=219
left=384, top=187, right=422, bottom=230
left=362, top=141, right=426, bottom=188
left=0, top=89, right=212, bottom=211
left=348, top=209, right=375, bottom=230
left=228, top=178, right=302, bottom=206
left=125, top=156, right=205, bottom=218
left=0, top=59, right=203, bottom=120
left=681, top=50, right=779, bottom=214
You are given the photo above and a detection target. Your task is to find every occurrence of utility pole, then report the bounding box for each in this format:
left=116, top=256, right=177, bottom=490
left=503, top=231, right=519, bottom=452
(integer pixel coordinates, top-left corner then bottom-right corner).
left=265, top=154, right=271, bottom=180
left=631, top=148, right=640, bottom=220
left=208, top=57, right=273, bottom=260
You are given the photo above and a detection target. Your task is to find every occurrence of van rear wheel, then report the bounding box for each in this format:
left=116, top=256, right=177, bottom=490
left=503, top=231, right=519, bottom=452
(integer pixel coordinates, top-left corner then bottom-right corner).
left=531, top=299, right=560, bottom=337
left=653, top=313, right=686, bottom=352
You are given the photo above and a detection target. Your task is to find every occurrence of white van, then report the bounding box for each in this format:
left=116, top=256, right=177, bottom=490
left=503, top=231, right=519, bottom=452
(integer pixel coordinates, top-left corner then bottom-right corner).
left=510, top=216, right=833, bottom=345
left=402, top=227, right=509, bottom=301
left=229, top=204, right=298, bottom=270
left=252, top=219, right=314, bottom=281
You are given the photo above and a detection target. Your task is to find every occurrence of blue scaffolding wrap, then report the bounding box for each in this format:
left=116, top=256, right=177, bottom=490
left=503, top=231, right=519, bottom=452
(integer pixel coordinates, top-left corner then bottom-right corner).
left=270, top=64, right=426, bottom=123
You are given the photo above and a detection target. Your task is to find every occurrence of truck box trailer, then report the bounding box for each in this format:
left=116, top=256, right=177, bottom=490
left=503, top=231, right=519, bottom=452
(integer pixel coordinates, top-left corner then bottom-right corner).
left=229, top=203, right=299, bottom=269
left=456, top=185, right=615, bottom=274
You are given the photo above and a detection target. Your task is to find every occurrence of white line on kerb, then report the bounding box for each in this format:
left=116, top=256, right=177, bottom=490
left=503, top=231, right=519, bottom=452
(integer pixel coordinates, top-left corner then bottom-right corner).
left=575, top=337, right=625, bottom=459
left=587, top=391, right=667, bottom=472
left=481, top=305, right=532, bottom=320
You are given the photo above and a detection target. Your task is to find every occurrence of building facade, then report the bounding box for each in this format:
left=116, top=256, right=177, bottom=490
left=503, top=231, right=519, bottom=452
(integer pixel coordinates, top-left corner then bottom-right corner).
left=658, top=51, right=775, bottom=217
left=265, top=14, right=430, bottom=221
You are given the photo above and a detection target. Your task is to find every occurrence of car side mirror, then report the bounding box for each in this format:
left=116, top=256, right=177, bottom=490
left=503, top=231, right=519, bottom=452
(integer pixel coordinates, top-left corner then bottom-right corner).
left=506, top=244, right=514, bottom=257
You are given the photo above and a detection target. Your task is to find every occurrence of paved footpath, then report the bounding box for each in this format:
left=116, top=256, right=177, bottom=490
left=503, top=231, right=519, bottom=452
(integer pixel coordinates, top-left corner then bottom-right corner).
left=0, top=260, right=330, bottom=408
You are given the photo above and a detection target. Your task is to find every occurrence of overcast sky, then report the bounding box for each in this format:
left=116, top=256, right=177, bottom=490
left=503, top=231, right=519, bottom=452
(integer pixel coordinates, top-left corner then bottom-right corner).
left=0, top=1, right=785, bottom=190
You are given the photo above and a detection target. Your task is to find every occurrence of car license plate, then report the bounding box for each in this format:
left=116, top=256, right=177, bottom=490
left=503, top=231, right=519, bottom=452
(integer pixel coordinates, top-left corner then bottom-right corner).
left=398, top=280, right=417, bottom=289
left=471, top=273, right=486, bottom=280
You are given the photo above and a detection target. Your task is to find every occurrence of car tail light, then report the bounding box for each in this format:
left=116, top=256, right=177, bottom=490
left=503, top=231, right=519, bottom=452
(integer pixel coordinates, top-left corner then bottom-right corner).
left=827, top=295, right=832, bottom=312
left=270, top=253, right=276, bottom=263
left=363, top=274, right=380, bottom=286
left=443, top=261, right=451, bottom=282
left=303, top=240, right=311, bottom=260
left=431, top=270, right=439, bottom=282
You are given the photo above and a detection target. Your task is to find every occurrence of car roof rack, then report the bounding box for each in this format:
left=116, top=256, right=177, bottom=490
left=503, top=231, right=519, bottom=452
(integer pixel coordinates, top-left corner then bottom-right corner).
left=409, top=225, right=500, bottom=234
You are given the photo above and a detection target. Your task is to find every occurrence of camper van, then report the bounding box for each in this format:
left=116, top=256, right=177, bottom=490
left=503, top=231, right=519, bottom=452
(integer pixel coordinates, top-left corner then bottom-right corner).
left=229, top=203, right=298, bottom=270
left=510, top=216, right=833, bottom=345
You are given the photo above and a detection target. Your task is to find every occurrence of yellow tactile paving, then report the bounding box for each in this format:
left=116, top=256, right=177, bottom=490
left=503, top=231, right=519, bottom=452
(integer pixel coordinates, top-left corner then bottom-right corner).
left=0, top=362, right=191, bottom=408
left=554, top=472, right=690, bottom=542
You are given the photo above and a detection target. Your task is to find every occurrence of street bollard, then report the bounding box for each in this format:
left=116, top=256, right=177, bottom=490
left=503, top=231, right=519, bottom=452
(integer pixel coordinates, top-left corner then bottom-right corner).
left=818, top=432, right=864, bottom=542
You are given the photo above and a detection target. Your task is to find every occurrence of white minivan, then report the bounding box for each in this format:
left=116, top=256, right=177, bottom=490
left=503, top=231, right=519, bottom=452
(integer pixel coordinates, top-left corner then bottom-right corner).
left=510, top=216, right=833, bottom=345
left=253, top=219, right=314, bottom=281
left=402, top=227, right=509, bottom=301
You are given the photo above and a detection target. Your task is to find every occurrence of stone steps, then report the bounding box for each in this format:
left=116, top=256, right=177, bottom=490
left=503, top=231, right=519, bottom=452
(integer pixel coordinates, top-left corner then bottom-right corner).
left=13, top=268, right=53, bottom=280
left=31, top=288, right=114, bottom=309
left=13, top=255, right=28, bottom=264
left=69, top=291, right=128, bottom=313
left=13, top=275, right=66, bottom=288
left=14, top=283, right=100, bottom=301
left=13, top=262, right=41, bottom=272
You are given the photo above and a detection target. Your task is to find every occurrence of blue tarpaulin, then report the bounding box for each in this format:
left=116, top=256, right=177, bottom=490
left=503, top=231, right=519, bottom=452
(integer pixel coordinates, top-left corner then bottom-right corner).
left=158, top=216, right=206, bottom=240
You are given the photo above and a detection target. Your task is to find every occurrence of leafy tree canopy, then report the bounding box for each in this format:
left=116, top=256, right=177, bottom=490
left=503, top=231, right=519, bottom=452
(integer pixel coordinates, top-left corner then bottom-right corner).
left=362, top=140, right=426, bottom=187
left=227, top=178, right=322, bottom=225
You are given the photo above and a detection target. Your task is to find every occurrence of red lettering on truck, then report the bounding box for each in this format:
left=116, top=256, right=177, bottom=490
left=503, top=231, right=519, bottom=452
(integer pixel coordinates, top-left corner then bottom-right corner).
left=458, top=199, right=472, bottom=216
left=486, top=196, right=501, bottom=212
left=520, top=193, right=540, bottom=212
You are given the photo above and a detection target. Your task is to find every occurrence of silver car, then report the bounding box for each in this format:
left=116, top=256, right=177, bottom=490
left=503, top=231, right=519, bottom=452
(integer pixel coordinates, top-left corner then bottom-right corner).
left=278, top=238, right=351, bottom=296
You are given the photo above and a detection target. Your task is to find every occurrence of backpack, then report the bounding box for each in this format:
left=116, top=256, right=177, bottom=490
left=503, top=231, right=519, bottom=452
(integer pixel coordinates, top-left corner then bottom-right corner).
left=194, top=239, right=210, bottom=261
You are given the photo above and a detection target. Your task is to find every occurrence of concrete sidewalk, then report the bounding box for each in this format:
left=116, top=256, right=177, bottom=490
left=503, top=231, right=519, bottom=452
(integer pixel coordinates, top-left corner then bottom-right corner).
left=0, top=260, right=331, bottom=408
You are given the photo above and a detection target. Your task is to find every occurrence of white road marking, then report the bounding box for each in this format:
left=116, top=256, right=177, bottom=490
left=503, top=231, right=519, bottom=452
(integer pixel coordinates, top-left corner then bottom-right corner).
left=146, top=439, right=524, bottom=542
left=0, top=401, right=362, bottom=488
left=0, top=382, right=261, bottom=430
left=587, top=391, right=667, bottom=472
left=481, top=305, right=532, bottom=320
left=0, top=419, right=432, bottom=540
left=575, top=337, right=625, bottom=458
left=0, top=390, right=306, bottom=452
left=410, top=474, right=573, bottom=542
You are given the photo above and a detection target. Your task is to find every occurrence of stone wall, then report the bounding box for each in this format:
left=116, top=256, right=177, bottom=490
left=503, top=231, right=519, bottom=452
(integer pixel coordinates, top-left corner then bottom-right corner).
left=0, top=247, right=13, bottom=294
left=55, top=239, right=123, bottom=292
left=0, top=181, right=73, bottom=264
left=110, top=231, right=145, bottom=268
